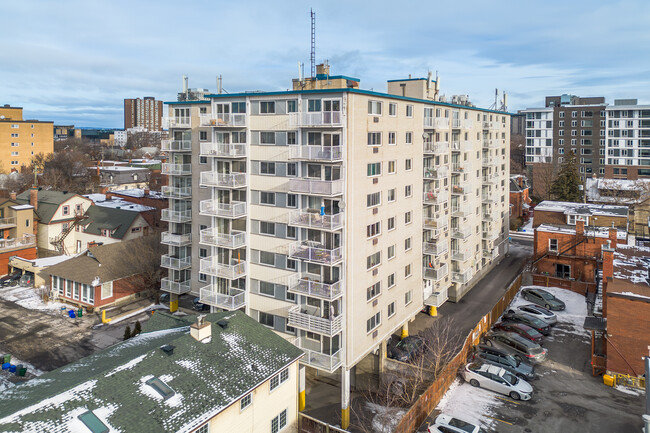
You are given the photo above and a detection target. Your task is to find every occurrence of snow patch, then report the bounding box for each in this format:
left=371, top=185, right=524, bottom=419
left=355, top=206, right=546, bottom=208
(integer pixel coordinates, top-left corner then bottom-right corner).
left=435, top=379, right=496, bottom=430
left=365, top=402, right=405, bottom=433
left=104, top=353, right=148, bottom=377
left=614, top=385, right=645, bottom=397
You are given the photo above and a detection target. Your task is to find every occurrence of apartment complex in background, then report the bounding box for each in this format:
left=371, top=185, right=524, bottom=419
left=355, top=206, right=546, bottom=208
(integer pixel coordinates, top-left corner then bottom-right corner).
left=604, top=101, right=650, bottom=179
left=0, top=104, right=53, bottom=173
left=160, top=63, right=510, bottom=427
left=124, top=97, right=163, bottom=131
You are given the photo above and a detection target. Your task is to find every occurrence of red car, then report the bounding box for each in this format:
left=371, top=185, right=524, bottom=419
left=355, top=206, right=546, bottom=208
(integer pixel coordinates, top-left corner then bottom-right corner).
left=493, top=321, right=543, bottom=344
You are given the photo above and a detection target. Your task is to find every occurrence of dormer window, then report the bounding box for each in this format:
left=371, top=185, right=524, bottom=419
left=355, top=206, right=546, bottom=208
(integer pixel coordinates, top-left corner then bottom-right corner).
left=101, top=229, right=110, bottom=237
left=567, top=214, right=588, bottom=225
left=62, top=205, right=70, bottom=216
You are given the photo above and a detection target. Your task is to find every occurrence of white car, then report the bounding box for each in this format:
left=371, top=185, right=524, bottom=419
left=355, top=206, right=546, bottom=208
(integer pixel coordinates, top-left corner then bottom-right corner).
left=512, top=304, right=557, bottom=326
left=461, top=362, right=533, bottom=401
left=428, top=414, right=485, bottom=433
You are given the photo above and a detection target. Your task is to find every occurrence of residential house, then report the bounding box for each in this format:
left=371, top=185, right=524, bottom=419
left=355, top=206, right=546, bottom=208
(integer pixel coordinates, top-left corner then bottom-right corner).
left=104, top=188, right=167, bottom=229
left=92, top=165, right=150, bottom=192
left=0, top=311, right=303, bottom=433
left=0, top=198, right=36, bottom=273
left=509, top=175, right=531, bottom=227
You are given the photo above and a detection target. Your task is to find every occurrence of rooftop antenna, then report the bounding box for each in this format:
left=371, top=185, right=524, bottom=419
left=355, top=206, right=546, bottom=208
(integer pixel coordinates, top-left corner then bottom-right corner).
left=310, top=9, right=316, bottom=78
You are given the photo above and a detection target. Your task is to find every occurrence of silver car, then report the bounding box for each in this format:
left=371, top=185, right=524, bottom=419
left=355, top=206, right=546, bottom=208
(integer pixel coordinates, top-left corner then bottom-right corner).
left=428, top=414, right=485, bottom=433
left=462, top=362, right=533, bottom=400
left=512, top=304, right=557, bottom=326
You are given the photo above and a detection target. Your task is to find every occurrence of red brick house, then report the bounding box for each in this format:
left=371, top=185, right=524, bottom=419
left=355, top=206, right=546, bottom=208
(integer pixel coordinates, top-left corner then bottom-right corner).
left=509, top=175, right=532, bottom=226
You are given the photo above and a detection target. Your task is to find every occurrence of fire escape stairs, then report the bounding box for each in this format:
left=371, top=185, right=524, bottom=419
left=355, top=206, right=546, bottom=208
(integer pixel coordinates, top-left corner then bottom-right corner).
left=50, top=211, right=87, bottom=253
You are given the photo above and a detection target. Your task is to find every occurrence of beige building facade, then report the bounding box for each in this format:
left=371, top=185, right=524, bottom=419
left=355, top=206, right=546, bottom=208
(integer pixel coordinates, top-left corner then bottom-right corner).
left=0, top=105, right=53, bottom=173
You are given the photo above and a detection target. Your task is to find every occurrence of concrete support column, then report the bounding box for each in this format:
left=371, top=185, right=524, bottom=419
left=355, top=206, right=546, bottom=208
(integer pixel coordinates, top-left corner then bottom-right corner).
left=341, top=367, right=350, bottom=429
left=379, top=340, right=387, bottom=373
left=400, top=322, right=409, bottom=339
left=298, top=365, right=306, bottom=412
left=169, top=293, right=178, bottom=313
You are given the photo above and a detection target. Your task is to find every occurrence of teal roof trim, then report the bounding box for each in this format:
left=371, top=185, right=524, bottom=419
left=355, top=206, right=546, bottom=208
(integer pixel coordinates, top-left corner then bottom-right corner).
left=165, top=100, right=210, bottom=105
left=315, top=74, right=360, bottom=82
left=387, top=78, right=431, bottom=82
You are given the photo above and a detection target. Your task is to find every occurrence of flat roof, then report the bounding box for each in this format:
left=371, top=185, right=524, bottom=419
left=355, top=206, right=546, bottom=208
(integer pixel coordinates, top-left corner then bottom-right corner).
left=535, top=201, right=629, bottom=217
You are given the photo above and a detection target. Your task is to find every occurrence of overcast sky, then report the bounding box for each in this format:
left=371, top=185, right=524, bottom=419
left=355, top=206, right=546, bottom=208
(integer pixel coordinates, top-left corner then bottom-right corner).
left=3, top=0, right=650, bottom=128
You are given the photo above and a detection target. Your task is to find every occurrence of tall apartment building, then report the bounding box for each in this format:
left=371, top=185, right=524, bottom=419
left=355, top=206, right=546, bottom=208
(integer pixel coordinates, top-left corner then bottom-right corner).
left=0, top=105, right=53, bottom=173
left=160, top=64, right=510, bottom=427
left=604, top=100, right=650, bottom=179
left=124, top=97, right=163, bottom=131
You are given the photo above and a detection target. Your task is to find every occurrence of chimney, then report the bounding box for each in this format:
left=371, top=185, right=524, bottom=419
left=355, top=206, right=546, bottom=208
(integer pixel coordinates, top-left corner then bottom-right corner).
left=29, top=187, right=38, bottom=211
left=601, top=243, right=615, bottom=317
left=608, top=225, right=617, bottom=249
left=190, top=315, right=211, bottom=342
left=144, top=188, right=150, bottom=197
left=576, top=219, right=584, bottom=236
left=9, top=191, right=16, bottom=201
left=518, top=176, right=524, bottom=188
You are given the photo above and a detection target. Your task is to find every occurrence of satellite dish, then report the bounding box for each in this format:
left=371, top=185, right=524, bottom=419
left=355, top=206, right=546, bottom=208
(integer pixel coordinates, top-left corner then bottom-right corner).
left=91, top=276, right=100, bottom=287
left=339, top=200, right=346, bottom=210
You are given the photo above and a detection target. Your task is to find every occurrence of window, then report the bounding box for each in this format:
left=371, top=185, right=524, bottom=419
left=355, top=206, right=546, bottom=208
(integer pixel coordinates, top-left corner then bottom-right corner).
left=199, top=131, right=208, bottom=141
left=368, top=132, right=382, bottom=146
left=62, top=205, right=70, bottom=216
left=388, top=132, right=396, bottom=145
left=198, top=248, right=208, bottom=259
left=404, top=237, right=412, bottom=251
left=406, top=105, right=413, bottom=117
left=405, top=132, right=413, bottom=144
left=405, top=290, right=412, bottom=305
left=387, top=217, right=395, bottom=231
left=367, top=252, right=381, bottom=270
left=367, top=192, right=381, bottom=207
left=367, top=162, right=381, bottom=176
left=405, top=159, right=412, bottom=171
left=404, top=185, right=412, bottom=197
left=260, top=251, right=275, bottom=266
left=387, top=188, right=396, bottom=202
left=260, top=101, right=275, bottom=114
left=307, top=99, right=321, bottom=112
left=367, top=282, right=381, bottom=300
left=240, top=394, right=252, bottom=411
left=198, top=273, right=208, bottom=282
left=287, top=194, right=297, bottom=208
left=271, top=408, right=288, bottom=433
left=388, top=273, right=395, bottom=288
left=261, top=132, right=276, bottom=145
left=259, top=311, right=274, bottom=327
left=260, top=221, right=275, bottom=235
left=389, top=103, right=397, bottom=116
left=367, top=222, right=381, bottom=238
left=270, top=369, right=289, bottom=391
left=100, top=228, right=110, bottom=237
left=388, top=161, right=396, bottom=174
left=404, top=211, right=412, bottom=224
left=232, top=102, right=246, bottom=113
left=199, top=156, right=208, bottom=164
left=260, top=281, right=275, bottom=296
left=366, top=311, right=381, bottom=333
left=388, top=302, right=395, bottom=318
left=261, top=162, right=276, bottom=175
left=555, top=263, right=571, bottom=279
left=287, top=100, right=297, bottom=112
left=287, top=258, right=297, bottom=270
left=388, top=245, right=395, bottom=260
left=548, top=239, right=558, bottom=252
left=261, top=192, right=276, bottom=205
left=404, top=264, right=412, bottom=278
left=368, top=100, right=382, bottom=115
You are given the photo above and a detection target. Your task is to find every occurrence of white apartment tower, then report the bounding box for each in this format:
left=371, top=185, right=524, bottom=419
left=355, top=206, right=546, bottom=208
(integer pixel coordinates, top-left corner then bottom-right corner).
left=161, top=64, right=510, bottom=427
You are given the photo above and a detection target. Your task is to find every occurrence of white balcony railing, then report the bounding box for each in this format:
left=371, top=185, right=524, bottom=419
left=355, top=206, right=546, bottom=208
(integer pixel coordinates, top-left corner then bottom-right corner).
left=451, top=162, right=470, bottom=173
left=451, top=205, right=472, bottom=217
left=426, top=286, right=449, bottom=308
left=482, top=139, right=498, bottom=149
left=161, top=232, right=192, bottom=247
left=288, top=112, right=342, bottom=127
left=292, top=337, right=343, bottom=373
left=452, top=268, right=473, bottom=284
left=424, top=117, right=450, bottom=129
left=289, top=210, right=344, bottom=231
left=423, top=240, right=448, bottom=256
left=423, top=166, right=448, bottom=179
left=451, top=184, right=466, bottom=195
left=161, top=255, right=191, bottom=270
left=483, top=248, right=499, bottom=260
left=199, top=113, right=246, bottom=127
left=160, top=278, right=191, bottom=294
left=423, top=191, right=448, bottom=205
left=200, top=286, right=246, bottom=310
left=423, top=141, right=449, bottom=155
left=451, top=227, right=472, bottom=240
left=199, top=200, right=246, bottom=218
left=161, top=186, right=192, bottom=199
left=161, top=163, right=191, bottom=175
left=161, top=139, right=191, bottom=152
left=199, top=228, right=246, bottom=249
left=289, top=178, right=344, bottom=196
left=0, top=234, right=36, bottom=251
left=200, top=172, right=247, bottom=188
left=482, top=175, right=496, bottom=185
left=288, top=145, right=343, bottom=161
left=161, top=209, right=192, bottom=223
left=423, top=263, right=448, bottom=281
left=482, top=229, right=500, bottom=242
left=199, top=258, right=246, bottom=280
left=287, top=274, right=344, bottom=301
left=423, top=215, right=448, bottom=230
left=288, top=305, right=343, bottom=336
left=168, top=118, right=191, bottom=128
left=200, top=142, right=247, bottom=158
left=451, top=248, right=471, bottom=262
left=0, top=217, right=17, bottom=229
left=481, top=192, right=498, bottom=204
left=482, top=157, right=497, bottom=166
left=289, top=241, right=343, bottom=265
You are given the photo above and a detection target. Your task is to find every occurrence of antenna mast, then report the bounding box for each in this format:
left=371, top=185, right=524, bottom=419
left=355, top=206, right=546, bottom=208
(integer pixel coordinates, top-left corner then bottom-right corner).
left=310, top=9, right=316, bottom=78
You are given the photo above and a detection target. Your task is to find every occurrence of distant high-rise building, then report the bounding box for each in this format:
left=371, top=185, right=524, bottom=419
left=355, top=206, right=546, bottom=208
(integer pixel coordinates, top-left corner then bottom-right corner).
left=124, top=97, right=163, bottom=131
left=0, top=104, right=53, bottom=172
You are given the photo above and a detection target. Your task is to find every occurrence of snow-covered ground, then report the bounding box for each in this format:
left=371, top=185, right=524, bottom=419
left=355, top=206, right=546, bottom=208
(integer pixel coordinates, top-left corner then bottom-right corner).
left=520, top=217, right=534, bottom=233
left=0, top=355, right=44, bottom=393
left=365, top=402, right=406, bottom=433
left=0, top=285, right=68, bottom=314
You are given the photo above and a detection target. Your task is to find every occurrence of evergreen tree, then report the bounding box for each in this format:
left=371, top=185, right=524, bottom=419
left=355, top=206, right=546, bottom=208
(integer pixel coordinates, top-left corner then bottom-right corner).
left=123, top=325, right=131, bottom=341
left=133, top=320, right=142, bottom=336
left=550, top=151, right=583, bottom=201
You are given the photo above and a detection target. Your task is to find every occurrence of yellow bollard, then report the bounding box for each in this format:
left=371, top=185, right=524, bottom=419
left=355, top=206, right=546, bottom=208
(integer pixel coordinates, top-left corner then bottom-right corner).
left=429, top=306, right=437, bottom=317
left=400, top=328, right=409, bottom=339
left=341, top=406, right=350, bottom=430
left=298, top=389, right=306, bottom=411
left=101, top=310, right=112, bottom=324
left=169, top=299, right=178, bottom=313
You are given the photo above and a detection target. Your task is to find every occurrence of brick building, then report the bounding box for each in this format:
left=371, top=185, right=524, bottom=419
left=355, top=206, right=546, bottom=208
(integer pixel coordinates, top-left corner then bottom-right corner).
left=124, top=97, right=163, bottom=131
left=509, top=175, right=531, bottom=227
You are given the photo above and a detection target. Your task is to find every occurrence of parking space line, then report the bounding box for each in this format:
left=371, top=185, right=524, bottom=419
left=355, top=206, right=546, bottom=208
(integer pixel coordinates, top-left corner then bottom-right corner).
left=485, top=415, right=514, bottom=425
left=494, top=395, right=520, bottom=405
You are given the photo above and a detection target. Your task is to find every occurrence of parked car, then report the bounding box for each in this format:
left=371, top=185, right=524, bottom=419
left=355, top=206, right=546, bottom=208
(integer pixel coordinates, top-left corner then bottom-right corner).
left=501, top=311, right=551, bottom=335
left=428, top=414, right=485, bottom=433
left=462, top=362, right=533, bottom=401
left=388, top=336, right=426, bottom=363
left=473, top=344, right=535, bottom=380
left=192, top=297, right=210, bottom=311
left=511, top=304, right=557, bottom=326
left=0, top=271, right=21, bottom=287
left=493, top=321, right=543, bottom=344
left=520, top=288, right=566, bottom=311
left=159, top=293, right=170, bottom=304
left=483, top=331, right=547, bottom=363
left=19, top=272, right=34, bottom=287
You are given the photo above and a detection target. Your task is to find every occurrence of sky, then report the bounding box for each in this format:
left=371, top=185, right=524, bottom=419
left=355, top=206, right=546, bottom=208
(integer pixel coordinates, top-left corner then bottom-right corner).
left=3, top=0, right=650, bottom=128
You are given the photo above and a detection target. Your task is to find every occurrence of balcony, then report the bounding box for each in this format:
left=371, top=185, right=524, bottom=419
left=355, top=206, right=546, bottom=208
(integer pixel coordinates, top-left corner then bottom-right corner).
left=161, top=139, right=191, bottom=152
left=423, top=191, right=448, bottom=205
left=423, top=240, right=448, bottom=256
left=289, top=210, right=344, bottom=231
left=200, top=172, right=247, bottom=188
left=483, top=248, right=499, bottom=260
left=424, top=285, right=449, bottom=308
left=289, top=178, right=344, bottom=196
left=451, top=248, right=471, bottom=262
left=0, top=217, right=17, bottom=229
left=451, top=205, right=472, bottom=218
left=451, top=184, right=466, bottom=195
left=160, top=278, right=191, bottom=295
left=168, top=118, right=191, bottom=128
left=200, top=142, right=247, bottom=158
left=0, top=234, right=36, bottom=251
left=289, top=111, right=343, bottom=127
left=199, top=113, right=246, bottom=127
left=452, top=119, right=472, bottom=129
left=482, top=121, right=500, bottom=130
left=292, top=337, right=342, bottom=373
left=161, top=209, right=192, bottom=223
left=423, top=263, right=448, bottom=281
left=423, top=141, right=449, bottom=155
left=481, top=192, right=497, bottom=204
left=287, top=274, right=344, bottom=301
left=423, top=215, right=448, bottom=230
left=161, top=255, right=191, bottom=271
left=289, top=241, right=343, bottom=265
left=161, top=232, right=191, bottom=247
left=200, top=258, right=246, bottom=280
left=288, top=145, right=343, bottom=161
left=481, top=175, right=496, bottom=185
left=199, top=228, right=246, bottom=249
left=482, top=157, right=497, bottom=167
left=200, top=286, right=246, bottom=310
left=451, top=141, right=471, bottom=152
left=481, top=213, right=496, bottom=222
left=482, top=139, right=498, bottom=149
left=423, top=166, right=447, bottom=180
left=451, top=227, right=471, bottom=240
left=288, top=304, right=343, bottom=336
left=161, top=186, right=192, bottom=199
left=482, top=229, right=500, bottom=242
left=161, top=163, right=191, bottom=176
left=451, top=162, right=470, bottom=173
left=452, top=268, right=473, bottom=284
left=424, top=117, right=449, bottom=129
left=199, top=200, right=246, bottom=218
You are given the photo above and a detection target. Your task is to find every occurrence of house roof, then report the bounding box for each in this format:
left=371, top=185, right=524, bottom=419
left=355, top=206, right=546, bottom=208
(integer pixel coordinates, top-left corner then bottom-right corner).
left=611, top=244, right=650, bottom=287
left=535, top=200, right=629, bottom=218
left=509, top=175, right=529, bottom=193
left=15, top=189, right=90, bottom=224
left=536, top=224, right=627, bottom=240
left=0, top=311, right=303, bottom=433
left=82, top=206, right=142, bottom=240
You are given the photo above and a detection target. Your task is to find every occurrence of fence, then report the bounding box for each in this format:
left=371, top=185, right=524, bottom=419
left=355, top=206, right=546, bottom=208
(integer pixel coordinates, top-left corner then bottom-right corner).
left=298, top=413, right=350, bottom=433
left=531, top=273, right=596, bottom=295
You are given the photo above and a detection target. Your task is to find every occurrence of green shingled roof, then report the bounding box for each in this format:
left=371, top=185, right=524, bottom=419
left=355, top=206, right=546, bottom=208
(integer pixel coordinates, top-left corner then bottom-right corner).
left=82, top=206, right=140, bottom=240
left=0, top=311, right=303, bottom=433
left=15, top=189, right=90, bottom=224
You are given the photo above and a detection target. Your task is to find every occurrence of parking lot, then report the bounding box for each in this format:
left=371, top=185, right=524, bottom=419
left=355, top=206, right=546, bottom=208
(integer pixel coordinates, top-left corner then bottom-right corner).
left=419, top=286, right=646, bottom=432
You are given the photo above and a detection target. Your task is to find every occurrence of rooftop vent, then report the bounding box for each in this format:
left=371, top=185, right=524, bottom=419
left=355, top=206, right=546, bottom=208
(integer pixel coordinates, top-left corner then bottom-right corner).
left=146, top=376, right=175, bottom=400
left=160, top=344, right=175, bottom=356
left=217, top=319, right=228, bottom=329
left=190, top=315, right=211, bottom=342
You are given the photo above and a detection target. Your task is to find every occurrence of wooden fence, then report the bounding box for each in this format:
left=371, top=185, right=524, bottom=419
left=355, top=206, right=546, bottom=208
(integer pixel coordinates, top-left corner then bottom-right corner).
left=531, top=273, right=595, bottom=295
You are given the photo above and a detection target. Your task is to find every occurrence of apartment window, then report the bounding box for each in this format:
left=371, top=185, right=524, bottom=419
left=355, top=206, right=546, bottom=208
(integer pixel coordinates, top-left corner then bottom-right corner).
left=368, top=132, right=382, bottom=146
left=367, top=251, right=381, bottom=270
left=405, top=185, right=412, bottom=197
left=387, top=244, right=396, bottom=260
left=404, top=237, right=412, bottom=251
left=271, top=409, right=288, bottom=433
left=287, top=163, right=297, bottom=176
left=549, top=239, right=558, bottom=252
left=261, top=132, right=276, bottom=145
left=260, top=101, right=275, bottom=114
left=388, top=273, right=395, bottom=288
left=387, top=217, right=395, bottom=231
left=406, top=104, right=413, bottom=117
left=388, top=302, right=395, bottom=318
left=367, top=192, right=381, bottom=207
left=388, top=188, right=396, bottom=202
left=287, top=100, right=297, bottom=113
left=405, top=290, right=412, bottom=305
left=198, top=273, right=208, bottom=282
left=559, top=139, right=564, bottom=145
left=199, top=156, right=208, bottom=164
left=261, top=192, right=275, bottom=205
left=404, top=264, right=412, bottom=278
left=260, top=221, right=275, bottom=235
left=270, top=368, right=290, bottom=392
left=558, top=148, right=564, bottom=154
left=199, top=131, right=208, bottom=141
left=559, top=130, right=564, bottom=136
left=367, top=282, right=381, bottom=301
left=62, top=205, right=70, bottom=216
left=240, top=394, right=252, bottom=411
left=368, top=100, right=382, bottom=115
left=287, top=258, right=297, bottom=270
left=404, top=211, right=412, bottom=224
left=287, top=132, right=297, bottom=145
left=405, top=159, right=412, bottom=171
left=571, top=120, right=577, bottom=127
left=388, top=161, right=396, bottom=174
left=260, top=251, right=275, bottom=266
left=367, top=222, right=381, bottom=238
left=389, top=103, right=397, bottom=116
left=571, top=130, right=577, bottom=136
left=259, top=312, right=274, bottom=328
left=307, top=99, right=321, bottom=112
left=261, top=162, right=276, bottom=175
left=388, top=132, right=396, bottom=145
left=11, top=151, right=18, bottom=156
left=287, top=194, right=297, bottom=208
left=260, top=281, right=275, bottom=296
left=367, top=162, right=382, bottom=176
left=559, top=120, right=564, bottom=127
left=405, top=132, right=413, bottom=144
left=366, top=311, right=381, bottom=333
left=571, top=111, right=577, bottom=118
left=199, top=248, right=208, bottom=258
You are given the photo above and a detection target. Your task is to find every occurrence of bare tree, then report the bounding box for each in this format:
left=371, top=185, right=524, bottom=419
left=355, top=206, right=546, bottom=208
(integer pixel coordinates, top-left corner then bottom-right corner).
left=531, top=162, right=557, bottom=201
left=112, top=232, right=167, bottom=301
left=509, top=133, right=526, bottom=174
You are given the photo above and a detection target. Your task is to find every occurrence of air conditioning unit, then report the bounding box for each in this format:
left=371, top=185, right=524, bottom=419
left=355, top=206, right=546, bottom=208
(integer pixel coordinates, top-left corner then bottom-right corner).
left=372, top=269, right=378, bottom=276
left=373, top=117, right=379, bottom=123
left=373, top=147, right=379, bottom=154
left=372, top=238, right=378, bottom=245
left=373, top=178, right=378, bottom=184
left=373, top=208, right=378, bottom=215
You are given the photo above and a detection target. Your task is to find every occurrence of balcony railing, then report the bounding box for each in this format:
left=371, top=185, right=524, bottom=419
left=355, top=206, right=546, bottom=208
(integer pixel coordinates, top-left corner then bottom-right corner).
left=452, top=269, right=473, bottom=284
left=483, top=248, right=499, bottom=260
left=482, top=229, right=500, bottom=242
left=288, top=305, right=343, bottom=336
left=424, top=117, right=450, bottom=129
left=161, top=209, right=192, bottom=223
left=0, top=217, right=17, bottom=229
left=161, top=163, right=191, bottom=175
left=482, top=175, right=496, bottom=185
left=289, top=178, right=344, bottom=196
left=0, top=234, right=36, bottom=251
left=451, top=184, right=466, bottom=194
left=451, top=248, right=471, bottom=262
left=423, top=263, right=448, bottom=281
left=160, top=278, right=191, bottom=294
left=289, top=241, right=343, bottom=265
left=161, top=232, right=192, bottom=247
left=425, top=286, right=449, bottom=308
left=161, top=255, right=191, bottom=270
left=482, top=157, right=497, bottom=166
left=288, top=145, right=343, bottom=161
left=200, top=258, right=246, bottom=280
left=200, top=142, right=247, bottom=158
left=161, top=139, right=191, bottom=152
left=423, top=215, right=448, bottom=230
left=451, top=205, right=472, bottom=217
left=481, top=192, right=498, bottom=204
left=161, top=186, right=192, bottom=199
left=199, top=200, right=246, bottom=218
left=423, top=240, right=448, bottom=256
left=199, top=228, right=246, bottom=249
left=200, top=172, right=247, bottom=188
left=200, top=286, right=246, bottom=310
left=292, top=337, right=343, bottom=373
left=168, top=118, right=191, bottom=128
left=423, top=142, right=449, bottom=155
left=482, top=139, right=498, bottom=149
left=287, top=274, right=344, bottom=301
left=450, top=141, right=471, bottom=152
left=289, top=210, right=344, bottom=231
left=199, top=113, right=246, bottom=127
left=289, top=112, right=342, bottom=127
left=451, top=162, right=470, bottom=173
left=482, top=213, right=496, bottom=222
left=451, top=227, right=471, bottom=240
left=423, top=191, right=448, bottom=205
left=423, top=166, right=448, bottom=179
